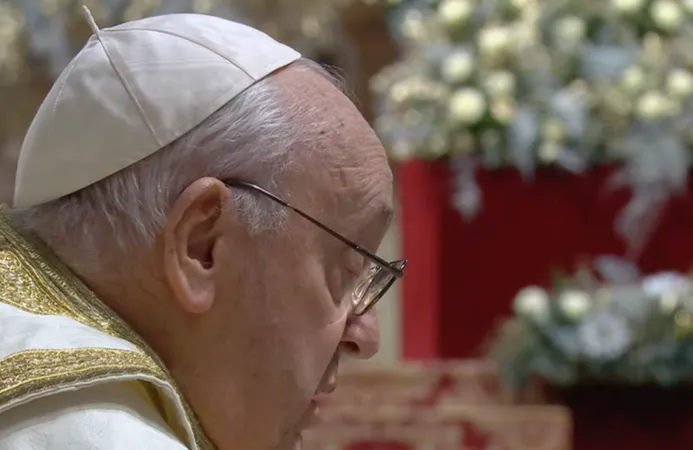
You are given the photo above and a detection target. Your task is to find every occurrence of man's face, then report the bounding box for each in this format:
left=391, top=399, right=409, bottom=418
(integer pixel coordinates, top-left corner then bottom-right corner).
left=210, top=201, right=389, bottom=450
left=165, top=65, right=394, bottom=450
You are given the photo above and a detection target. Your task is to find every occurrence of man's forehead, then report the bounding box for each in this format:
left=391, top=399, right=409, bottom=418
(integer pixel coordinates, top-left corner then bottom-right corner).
left=336, top=161, right=394, bottom=234
left=274, top=63, right=394, bottom=227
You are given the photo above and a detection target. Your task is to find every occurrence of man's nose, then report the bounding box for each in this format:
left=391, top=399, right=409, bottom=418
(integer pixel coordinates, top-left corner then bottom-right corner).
left=340, top=309, right=380, bottom=358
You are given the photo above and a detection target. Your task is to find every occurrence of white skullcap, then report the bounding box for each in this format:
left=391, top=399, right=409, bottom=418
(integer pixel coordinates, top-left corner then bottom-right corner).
left=13, top=7, right=301, bottom=208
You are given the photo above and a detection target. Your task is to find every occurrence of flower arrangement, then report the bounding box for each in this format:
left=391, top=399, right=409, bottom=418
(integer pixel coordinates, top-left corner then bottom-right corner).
left=369, top=0, right=693, bottom=251
left=489, top=256, right=693, bottom=389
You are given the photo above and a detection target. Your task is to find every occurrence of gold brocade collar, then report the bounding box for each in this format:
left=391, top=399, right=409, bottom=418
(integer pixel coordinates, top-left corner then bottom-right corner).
left=0, top=205, right=214, bottom=449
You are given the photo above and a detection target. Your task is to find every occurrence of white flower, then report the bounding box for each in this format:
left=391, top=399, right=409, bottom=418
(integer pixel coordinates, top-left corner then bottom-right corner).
left=484, top=71, right=515, bottom=98
left=513, top=286, right=549, bottom=322
left=478, top=26, right=511, bottom=60
left=612, top=0, right=646, bottom=14
left=636, top=91, right=674, bottom=119
left=448, top=88, right=486, bottom=124
left=400, top=10, right=427, bottom=41
left=558, top=290, right=592, bottom=321
left=650, top=1, right=683, bottom=31
left=667, top=69, right=693, bottom=99
left=659, top=292, right=679, bottom=314
left=642, top=272, right=691, bottom=296
left=609, top=286, right=654, bottom=320
left=578, top=312, right=632, bottom=360
left=441, top=51, right=474, bottom=84
left=620, top=66, right=646, bottom=94
left=541, top=119, right=565, bottom=142
left=538, top=142, right=560, bottom=163
left=643, top=272, right=691, bottom=314
left=554, top=16, right=586, bottom=45
left=437, top=0, right=473, bottom=27
left=388, top=139, right=414, bottom=161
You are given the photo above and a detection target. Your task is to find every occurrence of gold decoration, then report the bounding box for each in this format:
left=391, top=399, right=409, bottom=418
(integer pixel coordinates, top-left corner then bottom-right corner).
left=0, top=347, right=164, bottom=408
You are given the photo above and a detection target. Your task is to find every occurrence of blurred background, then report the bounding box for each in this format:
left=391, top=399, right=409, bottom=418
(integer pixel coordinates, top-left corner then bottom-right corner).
left=7, top=0, right=693, bottom=448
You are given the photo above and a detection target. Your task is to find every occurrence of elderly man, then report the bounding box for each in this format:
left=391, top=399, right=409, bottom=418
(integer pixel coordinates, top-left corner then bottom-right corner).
left=0, top=8, right=405, bottom=450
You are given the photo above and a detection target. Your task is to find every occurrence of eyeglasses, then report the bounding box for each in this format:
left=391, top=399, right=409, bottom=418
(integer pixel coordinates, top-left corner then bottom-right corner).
left=223, top=180, right=407, bottom=316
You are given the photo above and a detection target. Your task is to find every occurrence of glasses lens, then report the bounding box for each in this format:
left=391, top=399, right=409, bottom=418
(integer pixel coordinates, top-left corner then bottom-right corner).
left=352, top=260, right=407, bottom=315
left=353, top=265, right=377, bottom=304
left=353, top=269, right=392, bottom=315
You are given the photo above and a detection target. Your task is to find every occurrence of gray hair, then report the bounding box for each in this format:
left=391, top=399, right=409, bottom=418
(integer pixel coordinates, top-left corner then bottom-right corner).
left=13, top=59, right=349, bottom=271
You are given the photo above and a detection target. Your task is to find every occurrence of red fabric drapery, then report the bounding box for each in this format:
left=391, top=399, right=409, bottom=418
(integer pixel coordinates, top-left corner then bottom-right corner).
left=397, top=160, right=693, bottom=449
left=398, top=160, right=693, bottom=359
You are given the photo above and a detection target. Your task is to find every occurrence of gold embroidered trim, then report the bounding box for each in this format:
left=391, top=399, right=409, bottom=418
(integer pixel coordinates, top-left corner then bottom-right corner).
left=0, top=348, right=166, bottom=406
left=0, top=249, right=93, bottom=324
left=0, top=207, right=214, bottom=450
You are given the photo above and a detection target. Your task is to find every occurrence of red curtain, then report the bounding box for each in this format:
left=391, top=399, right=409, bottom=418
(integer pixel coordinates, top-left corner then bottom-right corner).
left=397, top=160, right=693, bottom=449
left=399, top=160, right=693, bottom=359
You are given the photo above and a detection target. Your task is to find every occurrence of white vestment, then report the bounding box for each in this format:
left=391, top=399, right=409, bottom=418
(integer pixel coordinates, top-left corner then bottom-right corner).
left=0, top=207, right=214, bottom=449
left=0, top=304, right=189, bottom=449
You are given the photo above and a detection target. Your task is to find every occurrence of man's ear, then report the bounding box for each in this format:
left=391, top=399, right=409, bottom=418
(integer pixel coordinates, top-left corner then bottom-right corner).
left=162, top=177, right=230, bottom=314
